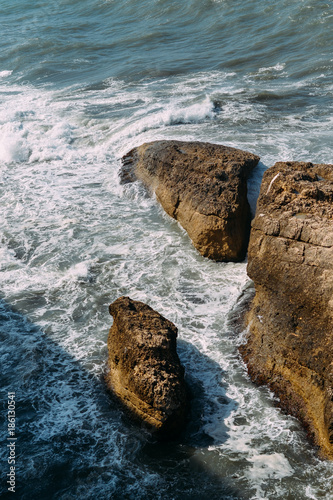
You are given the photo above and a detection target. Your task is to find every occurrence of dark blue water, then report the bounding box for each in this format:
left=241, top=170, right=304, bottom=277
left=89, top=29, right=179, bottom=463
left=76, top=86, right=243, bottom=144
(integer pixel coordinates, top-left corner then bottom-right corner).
left=1, top=0, right=333, bottom=498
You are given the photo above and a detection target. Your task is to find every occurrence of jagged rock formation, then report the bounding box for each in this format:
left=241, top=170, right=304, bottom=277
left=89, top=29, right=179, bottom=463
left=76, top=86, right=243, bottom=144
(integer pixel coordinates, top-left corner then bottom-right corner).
left=241, top=161, right=333, bottom=459
left=105, top=296, right=188, bottom=438
left=121, top=140, right=259, bottom=261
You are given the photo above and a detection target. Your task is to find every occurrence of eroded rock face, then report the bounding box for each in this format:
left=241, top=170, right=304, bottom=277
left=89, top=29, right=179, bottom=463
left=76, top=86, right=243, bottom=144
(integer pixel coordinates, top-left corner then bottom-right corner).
left=241, top=161, right=333, bottom=459
left=105, top=296, right=188, bottom=438
left=121, top=141, right=259, bottom=262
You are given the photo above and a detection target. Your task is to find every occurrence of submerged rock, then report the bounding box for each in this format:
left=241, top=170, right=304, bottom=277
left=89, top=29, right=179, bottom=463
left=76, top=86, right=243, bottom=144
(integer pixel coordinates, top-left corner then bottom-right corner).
left=121, top=140, right=259, bottom=262
left=241, top=161, right=333, bottom=459
left=105, top=296, right=188, bottom=438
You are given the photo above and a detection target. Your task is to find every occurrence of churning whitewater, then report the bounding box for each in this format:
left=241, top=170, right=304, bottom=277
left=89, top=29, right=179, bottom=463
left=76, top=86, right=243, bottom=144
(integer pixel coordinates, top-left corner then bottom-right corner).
left=1, top=0, right=333, bottom=498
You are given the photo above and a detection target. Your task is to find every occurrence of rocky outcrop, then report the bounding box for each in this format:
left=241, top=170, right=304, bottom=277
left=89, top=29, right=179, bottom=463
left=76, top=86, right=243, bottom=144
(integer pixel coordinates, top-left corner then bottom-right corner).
left=105, top=296, right=188, bottom=438
left=241, top=161, right=333, bottom=459
left=121, top=140, right=259, bottom=262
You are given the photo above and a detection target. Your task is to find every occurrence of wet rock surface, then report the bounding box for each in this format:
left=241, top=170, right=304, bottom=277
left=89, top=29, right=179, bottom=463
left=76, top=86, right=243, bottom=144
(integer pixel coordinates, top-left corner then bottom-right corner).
left=121, top=140, right=259, bottom=262
left=105, top=296, right=188, bottom=438
left=241, top=161, right=333, bottom=459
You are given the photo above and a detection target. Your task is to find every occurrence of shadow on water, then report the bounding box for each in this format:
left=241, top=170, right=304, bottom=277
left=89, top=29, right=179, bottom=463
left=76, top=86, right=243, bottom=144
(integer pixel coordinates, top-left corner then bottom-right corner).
left=0, top=298, right=123, bottom=500
left=0, top=298, right=247, bottom=500
left=135, top=339, right=248, bottom=500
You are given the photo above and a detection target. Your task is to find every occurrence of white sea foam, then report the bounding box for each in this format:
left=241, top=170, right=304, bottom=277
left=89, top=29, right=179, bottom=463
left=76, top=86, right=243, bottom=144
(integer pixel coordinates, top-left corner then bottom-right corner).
left=246, top=453, right=293, bottom=480
left=0, top=123, right=31, bottom=163
left=64, top=261, right=93, bottom=282
left=108, top=95, right=216, bottom=148
left=0, top=70, right=12, bottom=78
left=0, top=246, right=19, bottom=271
left=258, top=63, right=286, bottom=73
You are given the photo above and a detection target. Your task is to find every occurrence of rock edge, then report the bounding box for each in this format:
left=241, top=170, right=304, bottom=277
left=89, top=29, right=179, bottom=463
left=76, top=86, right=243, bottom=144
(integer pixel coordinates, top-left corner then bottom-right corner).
left=241, top=161, right=333, bottom=459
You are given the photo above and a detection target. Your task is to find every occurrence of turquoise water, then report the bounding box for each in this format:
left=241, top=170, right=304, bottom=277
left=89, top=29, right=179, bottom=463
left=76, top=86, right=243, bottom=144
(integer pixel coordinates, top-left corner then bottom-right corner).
left=1, top=0, right=333, bottom=498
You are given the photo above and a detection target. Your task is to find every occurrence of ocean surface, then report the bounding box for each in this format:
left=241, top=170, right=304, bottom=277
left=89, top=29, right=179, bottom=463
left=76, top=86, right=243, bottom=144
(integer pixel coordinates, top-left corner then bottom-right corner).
left=1, top=0, right=333, bottom=498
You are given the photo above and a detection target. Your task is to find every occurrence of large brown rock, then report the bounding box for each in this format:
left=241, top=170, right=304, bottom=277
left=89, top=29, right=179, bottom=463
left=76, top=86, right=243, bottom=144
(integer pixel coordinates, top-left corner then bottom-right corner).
left=105, top=296, right=188, bottom=438
left=121, top=140, right=259, bottom=261
left=241, top=161, right=333, bottom=459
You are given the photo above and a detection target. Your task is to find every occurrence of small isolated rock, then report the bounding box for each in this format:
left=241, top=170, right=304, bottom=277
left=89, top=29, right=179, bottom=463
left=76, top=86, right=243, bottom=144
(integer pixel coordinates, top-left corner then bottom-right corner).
left=242, top=161, right=333, bottom=459
left=105, top=296, right=188, bottom=438
left=121, top=140, right=259, bottom=261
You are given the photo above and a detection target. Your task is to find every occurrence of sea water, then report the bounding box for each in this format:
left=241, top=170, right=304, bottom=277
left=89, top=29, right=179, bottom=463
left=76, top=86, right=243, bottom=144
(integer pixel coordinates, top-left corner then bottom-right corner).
left=1, top=0, right=333, bottom=498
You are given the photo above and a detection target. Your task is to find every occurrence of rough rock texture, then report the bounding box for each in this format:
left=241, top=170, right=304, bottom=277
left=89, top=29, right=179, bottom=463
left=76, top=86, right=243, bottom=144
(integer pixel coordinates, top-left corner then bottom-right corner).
left=121, top=140, right=259, bottom=261
left=241, top=161, right=333, bottom=459
left=105, top=296, right=188, bottom=438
